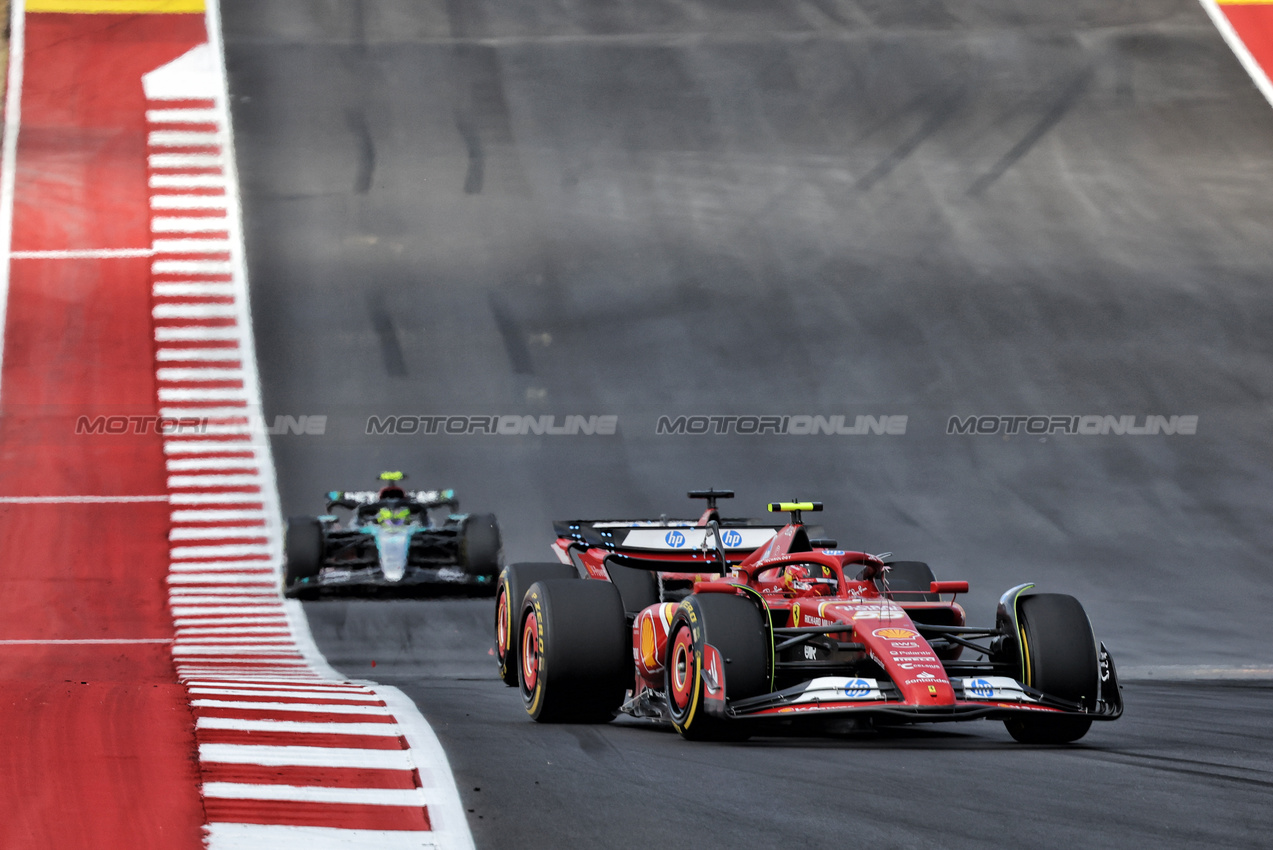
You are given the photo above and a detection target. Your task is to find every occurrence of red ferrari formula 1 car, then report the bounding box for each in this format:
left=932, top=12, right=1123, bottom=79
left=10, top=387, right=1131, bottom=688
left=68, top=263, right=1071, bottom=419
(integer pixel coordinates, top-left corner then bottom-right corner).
left=494, top=492, right=1122, bottom=743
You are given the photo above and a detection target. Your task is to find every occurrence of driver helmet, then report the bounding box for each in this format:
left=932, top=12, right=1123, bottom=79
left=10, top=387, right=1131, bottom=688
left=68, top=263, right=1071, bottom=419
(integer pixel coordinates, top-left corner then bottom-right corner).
left=784, top=563, right=837, bottom=597
left=376, top=506, right=411, bottom=526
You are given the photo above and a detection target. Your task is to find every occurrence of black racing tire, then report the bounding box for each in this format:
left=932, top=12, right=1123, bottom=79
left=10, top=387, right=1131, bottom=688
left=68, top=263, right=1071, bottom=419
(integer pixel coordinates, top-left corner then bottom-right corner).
left=284, top=517, right=323, bottom=594
left=518, top=579, right=629, bottom=723
left=665, top=593, right=770, bottom=741
left=879, top=561, right=938, bottom=602
left=1005, top=593, right=1099, bottom=744
left=460, top=513, right=503, bottom=588
left=496, top=562, right=579, bottom=686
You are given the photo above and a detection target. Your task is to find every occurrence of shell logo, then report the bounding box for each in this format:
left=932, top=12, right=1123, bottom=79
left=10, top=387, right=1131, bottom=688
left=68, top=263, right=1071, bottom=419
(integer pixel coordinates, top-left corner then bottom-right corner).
left=640, top=620, right=658, bottom=669
left=873, top=627, right=919, bottom=640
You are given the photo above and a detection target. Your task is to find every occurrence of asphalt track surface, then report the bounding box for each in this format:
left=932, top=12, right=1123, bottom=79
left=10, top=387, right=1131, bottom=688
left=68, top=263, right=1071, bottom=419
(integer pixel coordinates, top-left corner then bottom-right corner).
left=220, top=0, right=1273, bottom=846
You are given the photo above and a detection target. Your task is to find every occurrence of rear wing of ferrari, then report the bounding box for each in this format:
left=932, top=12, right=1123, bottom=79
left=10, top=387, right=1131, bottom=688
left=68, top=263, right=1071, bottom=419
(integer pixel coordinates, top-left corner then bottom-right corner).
left=553, top=518, right=784, bottom=557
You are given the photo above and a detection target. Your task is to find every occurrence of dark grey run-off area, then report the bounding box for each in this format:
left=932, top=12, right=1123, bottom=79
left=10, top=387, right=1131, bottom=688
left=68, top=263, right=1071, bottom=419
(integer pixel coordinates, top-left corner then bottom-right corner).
left=222, top=0, right=1273, bottom=846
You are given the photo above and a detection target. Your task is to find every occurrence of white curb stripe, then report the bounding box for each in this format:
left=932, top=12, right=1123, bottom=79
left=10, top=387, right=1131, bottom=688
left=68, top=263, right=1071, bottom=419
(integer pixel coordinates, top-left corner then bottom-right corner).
left=202, top=783, right=425, bottom=806
left=192, top=700, right=394, bottom=715
left=205, top=823, right=440, bottom=849
left=195, top=718, right=401, bottom=736
left=199, top=745, right=413, bottom=769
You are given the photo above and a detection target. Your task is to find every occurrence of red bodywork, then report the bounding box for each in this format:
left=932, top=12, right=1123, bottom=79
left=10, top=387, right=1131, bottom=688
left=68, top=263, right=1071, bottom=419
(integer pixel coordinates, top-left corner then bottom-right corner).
left=554, top=514, right=1114, bottom=724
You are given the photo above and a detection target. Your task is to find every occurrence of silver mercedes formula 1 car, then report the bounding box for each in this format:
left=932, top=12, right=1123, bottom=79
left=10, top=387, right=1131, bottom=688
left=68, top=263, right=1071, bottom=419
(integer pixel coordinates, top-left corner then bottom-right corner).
left=283, top=472, right=502, bottom=598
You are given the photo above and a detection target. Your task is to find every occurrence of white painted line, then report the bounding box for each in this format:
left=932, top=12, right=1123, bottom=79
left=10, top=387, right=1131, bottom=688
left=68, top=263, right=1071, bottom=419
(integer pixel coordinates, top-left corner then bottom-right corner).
left=149, top=153, right=224, bottom=170
left=192, top=700, right=393, bottom=716
left=170, top=527, right=267, bottom=540
left=153, top=259, right=234, bottom=275
left=147, top=108, right=220, bottom=124
left=0, top=495, right=169, bottom=504
left=195, top=717, right=401, bottom=736
left=10, top=248, right=154, bottom=259
left=151, top=195, right=228, bottom=210
left=204, top=823, right=440, bottom=850
left=159, top=367, right=245, bottom=381
left=185, top=682, right=371, bottom=692
left=152, top=301, right=238, bottom=318
left=199, top=744, right=412, bottom=769
left=168, top=476, right=264, bottom=490
left=190, top=689, right=381, bottom=702
left=171, top=509, right=267, bottom=522
left=178, top=632, right=291, bottom=641
left=194, top=426, right=255, bottom=438
left=186, top=680, right=369, bottom=692
left=158, top=407, right=249, bottom=419
left=0, top=638, right=171, bottom=645
left=174, top=646, right=302, bottom=655
left=202, top=782, right=425, bottom=807
left=169, top=492, right=265, bottom=505
left=159, top=388, right=251, bottom=402
left=0, top=3, right=27, bottom=396
left=155, top=282, right=236, bottom=297
left=1198, top=0, right=1273, bottom=110
left=157, top=346, right=241, bottom=359
left=170, top=544, right=274, bottom=559
left=168, top=573, right=276, bottom=585
left=152, top=215, right=229, bottom=232
left=156, top=325, right=241, bottom=341
left=149, top=130, right=220, bottom=147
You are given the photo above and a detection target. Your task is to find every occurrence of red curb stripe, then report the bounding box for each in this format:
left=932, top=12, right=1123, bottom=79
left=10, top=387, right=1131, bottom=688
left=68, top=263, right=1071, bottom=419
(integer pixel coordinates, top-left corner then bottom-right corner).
left=201, top=799, right=431, bottom=831
left=195, top=730, right=411, bottom=750
left=200, top=764, right=420, bottom=789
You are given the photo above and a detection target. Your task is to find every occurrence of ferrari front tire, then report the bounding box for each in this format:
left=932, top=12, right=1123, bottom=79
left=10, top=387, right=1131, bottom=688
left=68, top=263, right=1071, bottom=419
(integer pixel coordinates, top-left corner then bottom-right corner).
left=518, top=579, right=629, bottom=723
left=495, top=563, right=579, bottom=686
left=1005, top=593, right=1099, bottom=744
left=665, top=593, right=769, bottom=741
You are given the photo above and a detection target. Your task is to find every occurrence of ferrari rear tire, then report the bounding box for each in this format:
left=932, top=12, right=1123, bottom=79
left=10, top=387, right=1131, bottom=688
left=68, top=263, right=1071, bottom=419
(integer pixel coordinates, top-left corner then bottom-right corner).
left=665, top=593, right=770, bottom=741
left=496, top=562, right=579, bottom=686
left=284, top=517, right=323, bottom=597
left=460, top=513, right=502, bottom=590
left=1004, top=593, right=1099, bottom=744
left=518, top=579, right=629, bottom=723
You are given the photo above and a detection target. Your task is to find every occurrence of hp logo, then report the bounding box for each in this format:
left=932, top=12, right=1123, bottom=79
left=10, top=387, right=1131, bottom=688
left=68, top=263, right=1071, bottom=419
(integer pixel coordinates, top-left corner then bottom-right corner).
left=664, top=530, right=686, bottom=548
left=844, top=679, right=872, bottom=699
left=721, top=529, right=742, bottom=548
left=968, top=678, right=994, bottom=699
